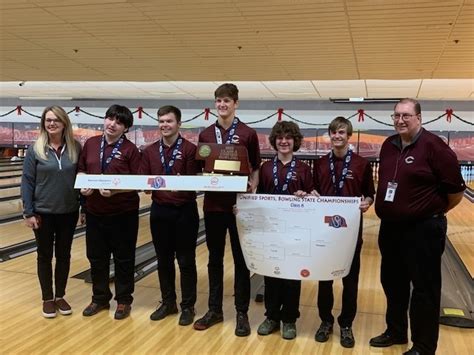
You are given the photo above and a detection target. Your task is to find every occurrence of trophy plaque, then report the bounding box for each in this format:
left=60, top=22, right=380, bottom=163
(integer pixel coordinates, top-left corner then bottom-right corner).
left=196, top=143, right=251, bottom=175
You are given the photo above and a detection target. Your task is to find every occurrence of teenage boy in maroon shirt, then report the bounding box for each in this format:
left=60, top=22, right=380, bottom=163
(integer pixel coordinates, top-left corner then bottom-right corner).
left=256, top=121, right=314, bottom=340
left=139, top=105, right=200, bottom=326
left=79, top=104, right=141, bottom=320
left=371, top=99, right=465, bottom=355
left=313, top=117, right=375, bottom=348
left=193, top=83, right=261, bottom=337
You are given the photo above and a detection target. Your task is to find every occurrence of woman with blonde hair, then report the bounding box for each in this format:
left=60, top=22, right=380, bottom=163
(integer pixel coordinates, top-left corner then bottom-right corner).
left=21, top=105, right=81, bottom=318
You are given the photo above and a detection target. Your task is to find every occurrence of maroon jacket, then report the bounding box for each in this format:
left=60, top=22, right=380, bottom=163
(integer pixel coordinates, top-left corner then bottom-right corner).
left=199, top=119, right=261, bottom=212
left=78, top=135, right=140, bottom=215
left=259, top=158, right=313, bottom=195
left=313, top=152, right=375, bottom=199
left=375, top=128, right=465, bottom=221
left=139, top=137, right=198, bottom=206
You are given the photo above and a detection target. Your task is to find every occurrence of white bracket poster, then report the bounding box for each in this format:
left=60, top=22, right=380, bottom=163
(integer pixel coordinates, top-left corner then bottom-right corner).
left=236, top=194, right=361, bottom=281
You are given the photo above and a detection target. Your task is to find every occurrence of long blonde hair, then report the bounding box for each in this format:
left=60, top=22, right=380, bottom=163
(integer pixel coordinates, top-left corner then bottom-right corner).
left=33, top=106, right=78, bottom=163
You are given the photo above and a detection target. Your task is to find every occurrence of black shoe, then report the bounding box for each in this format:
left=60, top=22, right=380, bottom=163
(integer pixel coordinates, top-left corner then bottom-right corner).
left=193, top=310, right=224, bottom=330
left=55, top=298, right=72, bottom=316
left=403, top=348, right=421, bottom=355
left=340, top=326, right=355, bottom=348
left=179, top=308, right=196, bottom=326
left=315, top=321, right=333, bottom=342
left=150, top=303, right=178, bottom=321
left=42, top=300, right=57, bottom=318
left=82, top=302, right=110, bottom=317
left=114, top=304, right=131, bottom=320
left=369, top=331, right=408, bottom=347
left=235, top=312, right=251, bottom=337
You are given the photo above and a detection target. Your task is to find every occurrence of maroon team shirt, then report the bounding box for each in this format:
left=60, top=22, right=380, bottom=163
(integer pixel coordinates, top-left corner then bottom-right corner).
left=259, top=158, right=313, bottom=194
left=199, top=119, right=261, bottom=212
left=139, top=137, right=198, bottom=205
left=375, top=128, right=465, bottom=221
left=313, top=152, right=375, bottom=199
left=78, top=135, right=140, bottom=215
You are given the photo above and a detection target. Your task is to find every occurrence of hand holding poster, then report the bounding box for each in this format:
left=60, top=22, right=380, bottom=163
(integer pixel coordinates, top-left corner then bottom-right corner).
left=236, top=193, right=361, bottom=281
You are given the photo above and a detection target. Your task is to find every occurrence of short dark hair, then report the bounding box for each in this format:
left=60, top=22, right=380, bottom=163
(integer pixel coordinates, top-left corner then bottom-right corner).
left=328, top=116, right=353, bottom=137
left=105, top=104, right=133, bottom=128
left=269, top=121, right=304, bottom=152
left=395, top=98, right=421, bottom=115
left=214, top=83, right=239, bottom=101
left=157, top=105, right=181, bottom=123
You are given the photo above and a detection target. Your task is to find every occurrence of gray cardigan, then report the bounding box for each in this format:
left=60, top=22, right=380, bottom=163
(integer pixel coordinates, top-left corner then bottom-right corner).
left=21, top=141, right=81, bottom=216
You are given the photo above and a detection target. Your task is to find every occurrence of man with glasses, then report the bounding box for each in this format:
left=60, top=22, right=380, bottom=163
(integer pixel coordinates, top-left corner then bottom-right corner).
left=370, top=98, right=465, bottom=355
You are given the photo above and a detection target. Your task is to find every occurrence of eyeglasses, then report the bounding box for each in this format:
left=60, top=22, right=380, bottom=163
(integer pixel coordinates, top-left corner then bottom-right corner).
left=45, top=118, right=61, bottom=124
left=390, top=113, right=418, bottom=121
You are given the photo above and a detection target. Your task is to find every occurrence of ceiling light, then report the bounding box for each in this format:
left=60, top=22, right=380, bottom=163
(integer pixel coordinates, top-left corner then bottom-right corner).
left=330, top=98, right=401, bottom=103
left=19, top=96, right=73, bottom=100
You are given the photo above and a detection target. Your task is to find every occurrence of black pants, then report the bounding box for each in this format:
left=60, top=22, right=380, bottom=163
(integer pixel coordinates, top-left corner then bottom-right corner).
left=150, top=201, right=199, bottom=309
left=85, top=210, right=138, bottom=305
left=264, top=276, right=301, bottom=323
left=317, top=239, right=363, bottom=328
left=204, top=212, right=250, bottom=313
left=34, top=211, right=78, bottom=301
left=378, top=216, right=447, bottom=355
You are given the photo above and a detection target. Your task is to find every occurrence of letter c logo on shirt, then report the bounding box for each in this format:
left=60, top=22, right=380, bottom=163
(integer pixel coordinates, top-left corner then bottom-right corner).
left=405, top=156, right=415, bottom=164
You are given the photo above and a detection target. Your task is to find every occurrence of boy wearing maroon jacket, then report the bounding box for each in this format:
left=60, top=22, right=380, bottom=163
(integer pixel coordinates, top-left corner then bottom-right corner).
left=313, top=117, right=374, bottom=348
left=140, top=105, right=200, bottom=326
left=256, top=120, right=314, bottom=340
left=193, top=83, right=261, bottom=337
left=79, top=104, right=141, bottom=320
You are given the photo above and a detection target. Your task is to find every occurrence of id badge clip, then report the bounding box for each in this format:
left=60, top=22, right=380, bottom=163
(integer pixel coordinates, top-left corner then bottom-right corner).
left=384, top=181, right=398, bottom=202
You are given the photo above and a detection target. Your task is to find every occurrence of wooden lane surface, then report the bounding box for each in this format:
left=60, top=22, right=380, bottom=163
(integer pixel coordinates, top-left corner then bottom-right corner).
left=0, top=177, right=21, bottom=186
left=0, top=186, right=20, bottom=199
left=0, top=193, right=153, bottom=248
left=0, top=199, right=22, bottom=218
left=1, top=208, right=473, bottom=354
left=447, top=197, right=474, bottom=277
left=0, top=166, right=22, bottom=172
left=0, top=212, right=153, bottom=276
left=0, top=163, right=23, bottom=168
left=0, top=171, right=22, bottom=177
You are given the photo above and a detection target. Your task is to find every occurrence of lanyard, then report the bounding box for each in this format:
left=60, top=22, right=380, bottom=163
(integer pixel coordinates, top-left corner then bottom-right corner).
left=328, top=149, right=352, bottom=196
left=273, top=155, right=297, bottom=194
left=214, top=118, right=239, bottom=144
left=100, top=135, right=124, bottom=173
left=48, top=144, right=66, bottom=170
left=159, top=136, right=183, bottom=175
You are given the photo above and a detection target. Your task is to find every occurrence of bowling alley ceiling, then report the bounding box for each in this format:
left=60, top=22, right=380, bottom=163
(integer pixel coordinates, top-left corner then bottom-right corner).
left=0, top=0, right=473, bottom=100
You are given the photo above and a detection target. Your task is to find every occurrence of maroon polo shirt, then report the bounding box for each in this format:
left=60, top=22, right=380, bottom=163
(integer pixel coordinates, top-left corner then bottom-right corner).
left=313, top=152, right=375, bottom=199
left=199, top=119, right=261, bottom=212
left=258, top=158, right=313, bottom=195
left=139, top=137, right=198, bottom=205
left=78, top=135, right=141, bottom=216
left=375, top=128, right=465, bottom=221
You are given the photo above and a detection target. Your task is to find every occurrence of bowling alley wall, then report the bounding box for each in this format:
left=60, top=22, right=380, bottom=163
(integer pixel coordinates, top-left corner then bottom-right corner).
left=0, top=98, right=472, bottom=163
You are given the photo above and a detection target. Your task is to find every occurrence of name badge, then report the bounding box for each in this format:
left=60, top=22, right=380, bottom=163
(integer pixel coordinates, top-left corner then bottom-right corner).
left=384, top=181, right=398, bottom=202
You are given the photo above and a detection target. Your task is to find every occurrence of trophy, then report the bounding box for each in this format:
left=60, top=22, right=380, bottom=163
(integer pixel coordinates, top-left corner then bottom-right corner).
left=196, top=143, right=251, bottom=175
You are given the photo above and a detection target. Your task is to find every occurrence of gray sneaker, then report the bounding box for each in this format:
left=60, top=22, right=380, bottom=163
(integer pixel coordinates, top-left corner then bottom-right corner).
left=340, top=326, right=355, bottom=348
left=257, top=318, right=280, bottom=335
left=315, top=321, right=333, bottom=342
left=282, top=322, right=297, bottom=340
